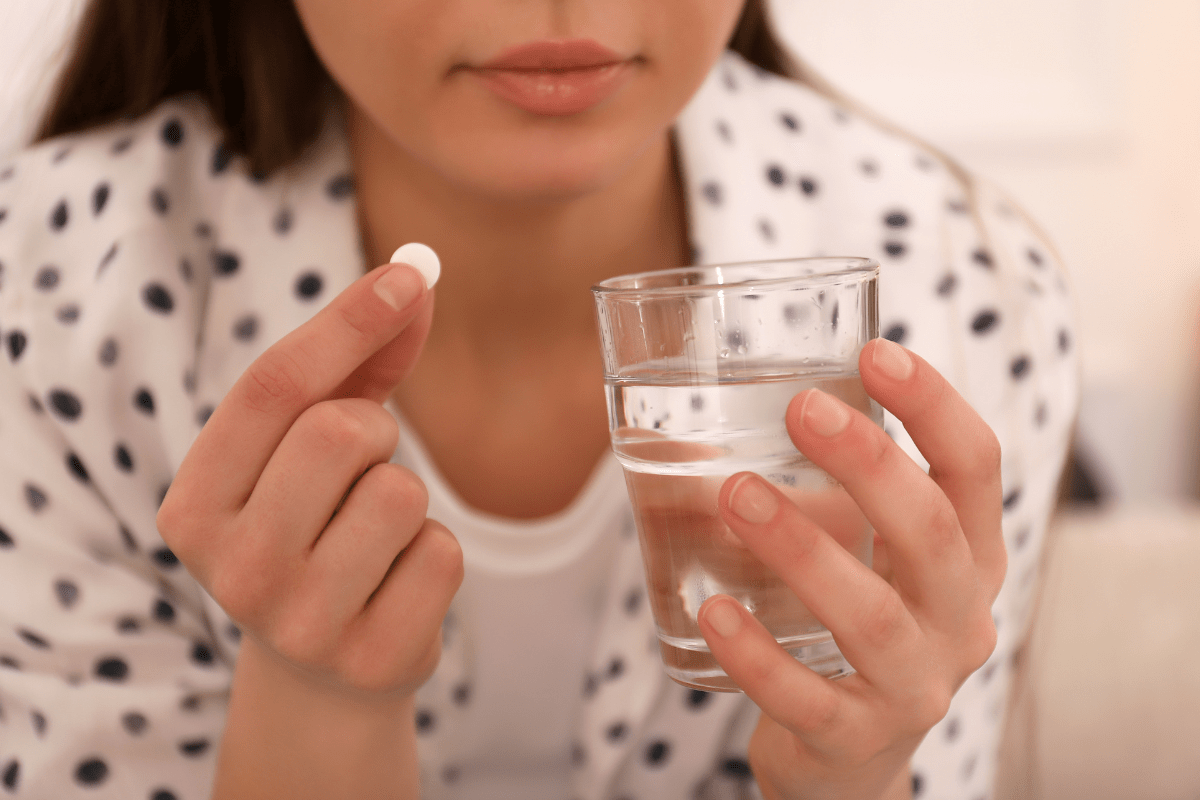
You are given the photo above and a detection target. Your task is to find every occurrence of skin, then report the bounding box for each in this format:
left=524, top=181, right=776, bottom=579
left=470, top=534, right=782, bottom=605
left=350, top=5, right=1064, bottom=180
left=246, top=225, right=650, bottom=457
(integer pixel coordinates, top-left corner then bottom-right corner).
left=156, top=1, right=1003, bottom=798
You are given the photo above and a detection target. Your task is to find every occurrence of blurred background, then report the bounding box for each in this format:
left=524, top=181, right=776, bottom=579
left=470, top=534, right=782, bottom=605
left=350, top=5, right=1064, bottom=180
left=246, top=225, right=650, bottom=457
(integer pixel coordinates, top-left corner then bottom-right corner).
left=2, top=0, right=1198, bottom=797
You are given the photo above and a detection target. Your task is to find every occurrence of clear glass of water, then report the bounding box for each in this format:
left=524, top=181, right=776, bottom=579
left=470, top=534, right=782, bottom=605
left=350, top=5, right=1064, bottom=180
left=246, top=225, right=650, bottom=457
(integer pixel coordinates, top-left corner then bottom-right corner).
left=592, top=257, right=881, bottom=692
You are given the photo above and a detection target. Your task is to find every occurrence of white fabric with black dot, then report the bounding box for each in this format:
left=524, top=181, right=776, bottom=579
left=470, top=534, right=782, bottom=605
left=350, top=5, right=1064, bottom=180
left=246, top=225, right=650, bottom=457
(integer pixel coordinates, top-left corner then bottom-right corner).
left=0, top=50, right=1076, bottom=799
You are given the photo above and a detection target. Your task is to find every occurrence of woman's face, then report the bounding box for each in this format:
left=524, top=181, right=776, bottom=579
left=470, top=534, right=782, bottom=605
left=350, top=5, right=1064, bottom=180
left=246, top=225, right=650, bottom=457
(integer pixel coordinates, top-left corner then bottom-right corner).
left=292, top=0, right=746, bottom=200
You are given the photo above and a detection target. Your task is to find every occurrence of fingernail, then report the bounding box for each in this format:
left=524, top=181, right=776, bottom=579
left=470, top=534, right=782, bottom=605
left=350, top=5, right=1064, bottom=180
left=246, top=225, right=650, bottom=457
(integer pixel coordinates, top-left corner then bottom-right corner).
left=872, top=338, right=914, bottom=381
left=801, top=390, right=851, bottom=437
left=390, top=242, right=441, bottom=289
left=706, top=597, right=744, bottom=638
left=373, top=264, right=426, bottom=311
left=729, top=474, right=778, bottom=524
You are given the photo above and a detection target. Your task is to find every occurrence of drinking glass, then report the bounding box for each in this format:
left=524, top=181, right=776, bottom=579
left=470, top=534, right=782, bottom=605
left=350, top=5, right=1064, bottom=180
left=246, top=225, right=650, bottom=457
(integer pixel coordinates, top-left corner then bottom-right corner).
left=592, top=257, right=881, bottom=691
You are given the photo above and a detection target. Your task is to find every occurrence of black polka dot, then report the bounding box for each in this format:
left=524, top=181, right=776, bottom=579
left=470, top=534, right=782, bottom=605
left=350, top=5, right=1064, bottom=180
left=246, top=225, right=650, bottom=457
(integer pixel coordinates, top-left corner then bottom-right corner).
left=1003, top=488, right=1022, bottom=512
left=95, top=657, right=129, bottom=681
left=274, top=207, right=293, bottom=234
left=2, top=760, right=18, bottom=791
left=49, top=200, right=69, bottom=231
left=1058, top=329, right=1071, bottom=353
left=441, top=765, right=461, bottom=784
left=722, top=68, right=738, bottom=91
left=606, top=721, right=628, bottom=742
left=179, top=738, right=210, bottom=757
left=197, top=405, right=215, bottom=427
left=758, top=219, right=775, bottom=242
left=0, top=166, right=12, bottom=181
left=75, top=758, right=109, bottom=786
left=180, top=694, right=202, bottom=712
left=97, top=242, right=119, bottom=276
left=117, top=617, right=140, bottom=634
left=0, top=207, right=6, bottom=224
left=161, top=118, right=185, bottom=146
left=860, top=159, right=879, bottom=177
left=56, top=304, right=80, bottom=324
left=122, top=711, right=148, bottom=735
left=686, top=689, right=712, bottom=710
left=119, top=526, right=138, bottom=552
left=701, top=182, right=722, bottom=205
left=6, top=329, right=27, bottom=361
left=582, top=673, right=599, bottom=698
left=295, top=271, right=324, bottom=300
left=415, top=708, right=435, bottom=734
left=1015, top=524, right=1032, bottom=550
left=571, top=741, right=587, bottom=766
left=233, top=315, right=258, bottom=342
left=798, top=176, right=819, bottom=197
left=779, top=111, right=799, bottom=131
left=213, top=250, right=239, bottom=277
left=112, top=136, right=133, bottom=155
left=623, top=588, right=642, bottom=614
left=715, top=119, right=732, bottom=143
left=153, top=547, right=180, bottom=568
left=114, top=443, right=135, bottom=472
left=183, top=370, right=196, bottom=394
left=151, top=790, right=179, bottom=800
left=92, top=183, right=110, bottom=215
left=134, top=388, right=155, bottom=415
left=884, top=241, right=906, bottom=258
left=765, top=165, right=786, bottom=186
left=1010, top=355, right=1031, bottom=380
left=912, top=772, right=924, bottom=797
left=150, top=187, right=170, bottom=215
left=0, top=527, right=15, bottom=548
left=607, top=656, right=625, bottom=679
left=452, top=682, right=471, bottom=705
left=947, top=198, right=969, bottom=214
left=35, top=265, right=60, bottom=291
left=153, top=599, right=175, bottom=623
left=28, top=393, right=43, bottom=413
left=212, top=144, right=233, bottom=174
left=644, top=740, right=670, bottom=766
left=971, top=310, right=1000, bottom=335
left=142, top=283, right=174, bottom=313
left=721, top=757, right=752, bottom=780
left=31, top=710, right=46, bottom=735
left=99, top=337, right=119, bottom=366
left=1, top=655, right=21, bottom=670
left=18, top=628, right=50, bottom=649
left=945, top=717, right=961, bottom=741
left=885, top=211, right=910, bottom=228
left=55, top=579, right=80, bottom=607
left=24, top=483, right=48, bottom=512
left=191, top=641, right=215, bottom=666
left=972, top=248, right=994, bottom=269
left=48, top=389, right=82, bottom=420
left=326, top=174, right=355, bottom=200
left=178, top=257, right=193, bottom=282
left=225, top=623, right=242, bottom=642
left=883, top=324, right=907, bottom=344
left=1027, top=248, right=1045, bottom=268
left=936, top=273, right=957, bottom=297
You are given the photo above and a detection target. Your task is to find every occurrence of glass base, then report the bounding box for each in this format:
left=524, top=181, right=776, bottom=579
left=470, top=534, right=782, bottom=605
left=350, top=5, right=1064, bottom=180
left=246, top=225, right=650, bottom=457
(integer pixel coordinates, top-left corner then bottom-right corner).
left=659, top=631, right=855, bottom=692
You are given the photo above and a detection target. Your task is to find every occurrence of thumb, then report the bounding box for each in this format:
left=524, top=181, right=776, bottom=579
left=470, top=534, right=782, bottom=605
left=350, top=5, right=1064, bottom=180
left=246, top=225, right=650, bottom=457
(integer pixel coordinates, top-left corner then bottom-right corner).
left=328, top=262, right=436, bottom=404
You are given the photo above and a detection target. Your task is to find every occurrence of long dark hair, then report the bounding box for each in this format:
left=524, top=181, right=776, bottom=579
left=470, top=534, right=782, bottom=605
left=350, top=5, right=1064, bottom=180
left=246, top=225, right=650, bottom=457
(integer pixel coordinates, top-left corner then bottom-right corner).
left=36, top=0, right=801, bottom=177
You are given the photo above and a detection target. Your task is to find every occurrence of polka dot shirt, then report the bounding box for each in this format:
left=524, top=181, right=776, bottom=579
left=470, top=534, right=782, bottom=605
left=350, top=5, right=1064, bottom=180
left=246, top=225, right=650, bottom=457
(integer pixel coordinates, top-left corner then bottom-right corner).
left=0, top=51, right=1077, bottom=799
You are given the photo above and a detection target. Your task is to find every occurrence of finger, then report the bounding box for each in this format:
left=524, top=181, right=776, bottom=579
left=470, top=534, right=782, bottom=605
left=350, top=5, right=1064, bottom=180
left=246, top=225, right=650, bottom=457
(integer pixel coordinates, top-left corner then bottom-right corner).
left=339, top=519, right=463, bottom=690
left=170, top=262, right=431, bottom=519
left=306, top=461, right=429, bottom=621
left=857, top=339, right=1005, bottom=598
left=237, top=399, right=400, bottom=558
left=717, top=473, right=925, bottom=691
left=784, top=386, right=983, bottom=627
left=697, top=593, right=866, bottom=747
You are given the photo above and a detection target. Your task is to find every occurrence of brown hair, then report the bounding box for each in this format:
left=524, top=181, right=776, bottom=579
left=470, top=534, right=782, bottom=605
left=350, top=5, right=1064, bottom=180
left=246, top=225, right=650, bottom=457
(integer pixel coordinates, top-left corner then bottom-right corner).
left=37, top=0, right=802, bottom=177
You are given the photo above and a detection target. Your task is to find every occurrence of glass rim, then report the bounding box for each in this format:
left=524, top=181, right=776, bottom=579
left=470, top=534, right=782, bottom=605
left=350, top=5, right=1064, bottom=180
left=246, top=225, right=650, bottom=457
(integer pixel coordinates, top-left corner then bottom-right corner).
left=591, top=256, right=879, bottom=297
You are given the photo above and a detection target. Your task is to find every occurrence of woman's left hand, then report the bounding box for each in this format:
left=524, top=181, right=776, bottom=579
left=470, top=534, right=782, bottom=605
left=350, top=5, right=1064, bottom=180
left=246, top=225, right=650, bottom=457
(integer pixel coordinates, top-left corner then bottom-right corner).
left=698, top=338, right=1006, bottom=800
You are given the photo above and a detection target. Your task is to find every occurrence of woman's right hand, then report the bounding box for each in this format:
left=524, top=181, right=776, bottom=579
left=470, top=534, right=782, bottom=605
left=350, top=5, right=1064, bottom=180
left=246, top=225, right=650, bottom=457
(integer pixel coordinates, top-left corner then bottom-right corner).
left=157, top=260, right=461, bottom=701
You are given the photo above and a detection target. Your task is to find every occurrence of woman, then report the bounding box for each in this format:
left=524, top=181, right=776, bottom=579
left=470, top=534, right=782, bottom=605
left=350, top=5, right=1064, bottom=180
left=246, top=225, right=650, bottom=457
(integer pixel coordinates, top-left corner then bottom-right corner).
left=0, top=0, right=1077, bottom=798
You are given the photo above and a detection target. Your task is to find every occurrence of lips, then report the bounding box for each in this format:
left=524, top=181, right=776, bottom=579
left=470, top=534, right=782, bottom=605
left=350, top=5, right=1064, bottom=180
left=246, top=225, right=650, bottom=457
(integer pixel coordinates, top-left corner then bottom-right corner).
left=467, top=39, right=638, bottom=116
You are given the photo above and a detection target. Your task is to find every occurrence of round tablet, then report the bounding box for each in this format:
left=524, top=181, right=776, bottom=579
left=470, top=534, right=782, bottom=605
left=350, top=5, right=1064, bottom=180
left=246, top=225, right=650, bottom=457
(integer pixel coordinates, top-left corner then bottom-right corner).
left=389, top=242, right=441, bottom=289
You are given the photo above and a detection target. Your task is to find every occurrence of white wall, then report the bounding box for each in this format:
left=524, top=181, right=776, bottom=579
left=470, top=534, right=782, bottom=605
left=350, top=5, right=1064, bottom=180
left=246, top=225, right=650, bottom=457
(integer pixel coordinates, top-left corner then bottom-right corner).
left=3, top=0, right=1198, bottom=503
left=773, top=0, right=1200, bottom=504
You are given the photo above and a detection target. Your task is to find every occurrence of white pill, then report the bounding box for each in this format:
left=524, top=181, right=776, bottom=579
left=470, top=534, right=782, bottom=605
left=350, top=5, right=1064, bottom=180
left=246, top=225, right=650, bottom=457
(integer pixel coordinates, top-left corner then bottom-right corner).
left=389, top=242, right=441, bottom=289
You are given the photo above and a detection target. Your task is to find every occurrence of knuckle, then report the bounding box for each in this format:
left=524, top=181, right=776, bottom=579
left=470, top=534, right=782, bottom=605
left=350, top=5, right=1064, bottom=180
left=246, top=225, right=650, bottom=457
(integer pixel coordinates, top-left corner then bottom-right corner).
left=913, top=683, right=954, bottom=731
left=422, top=521, right=464, bottom=587
left=244, top=349, right=310, bottom=415
left=303, top=401, right=372, bottom=451
left=920, top=497, right=964, bottom=560
left=858, top=425, right=895, bottom=480
left=374, top=463, right=430, bottom=516
left=793, top=684, right=842, bottom=736
left=269, top=610, right=332, bottom=668
left=334, top=296, right=378, bottom=348
left=856, top=587, right=908, bottom=650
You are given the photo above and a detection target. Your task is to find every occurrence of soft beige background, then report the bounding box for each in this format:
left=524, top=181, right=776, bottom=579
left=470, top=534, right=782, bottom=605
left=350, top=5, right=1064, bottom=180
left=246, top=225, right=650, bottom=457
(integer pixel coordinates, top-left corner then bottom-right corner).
left=3, top=1, right=1199, bottom=797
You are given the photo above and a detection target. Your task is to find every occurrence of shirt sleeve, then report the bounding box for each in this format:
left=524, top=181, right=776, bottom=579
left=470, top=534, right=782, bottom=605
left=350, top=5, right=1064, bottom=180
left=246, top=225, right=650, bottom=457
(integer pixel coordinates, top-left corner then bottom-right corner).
left=0, top=111, right=235, bottom=800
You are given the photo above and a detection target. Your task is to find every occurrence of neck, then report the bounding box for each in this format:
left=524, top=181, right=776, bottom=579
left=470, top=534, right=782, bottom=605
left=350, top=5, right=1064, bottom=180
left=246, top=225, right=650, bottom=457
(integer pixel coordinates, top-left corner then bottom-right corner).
left=347, top=106, right=690, bottom=352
